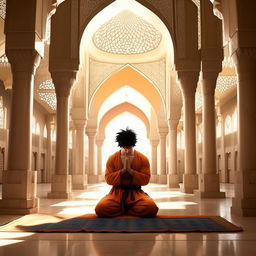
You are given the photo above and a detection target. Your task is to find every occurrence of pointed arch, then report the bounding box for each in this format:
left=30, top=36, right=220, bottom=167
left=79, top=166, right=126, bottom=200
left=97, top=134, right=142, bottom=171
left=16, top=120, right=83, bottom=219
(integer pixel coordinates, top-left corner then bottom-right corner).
left=87, top=65, right=166, bottom=128
left=98, top=102, right=150, bottom=140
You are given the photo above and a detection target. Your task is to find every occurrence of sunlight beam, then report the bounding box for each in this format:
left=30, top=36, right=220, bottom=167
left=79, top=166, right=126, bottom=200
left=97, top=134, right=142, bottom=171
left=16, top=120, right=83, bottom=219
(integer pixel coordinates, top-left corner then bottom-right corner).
left=0, top=240, right=24, bottom=247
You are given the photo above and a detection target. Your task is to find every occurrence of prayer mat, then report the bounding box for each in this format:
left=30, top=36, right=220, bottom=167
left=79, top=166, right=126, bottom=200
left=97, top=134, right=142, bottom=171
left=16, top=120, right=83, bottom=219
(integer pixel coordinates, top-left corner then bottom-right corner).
left=0, top=214, right=243, bottom=233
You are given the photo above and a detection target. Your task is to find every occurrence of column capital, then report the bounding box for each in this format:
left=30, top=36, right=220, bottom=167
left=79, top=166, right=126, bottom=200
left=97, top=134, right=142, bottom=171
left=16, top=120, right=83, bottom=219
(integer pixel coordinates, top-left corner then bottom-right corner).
left=177, top=71, right=199, bottom=96
left=69, top=120, right=75, bottom=131
left=96, top=139, right=104, bottom=147
left=215, top=104, right=222, bottom=117
left=232, top=48, right=256, bottom=81
left=232, top=47, right=256, bottom=69
left=195, top=113, right=202, bottom=125
left=51, top=71, right=77, bottom=97
left=168, top=119, right=179, bottom=130
left=178, top=121, right=184, bottom=131
left=47, top=114, right=55, bottom=125
left=6, top=49, right=41, bottom=76
left=86, top=127, right=97, bottom=137
left=158, top=127, right=168, bottom=137
left=150, top=139, right=159, bottom=147
left=201, top=71, right=219, bottom=95
left=73, top=119, right=87, bottom=130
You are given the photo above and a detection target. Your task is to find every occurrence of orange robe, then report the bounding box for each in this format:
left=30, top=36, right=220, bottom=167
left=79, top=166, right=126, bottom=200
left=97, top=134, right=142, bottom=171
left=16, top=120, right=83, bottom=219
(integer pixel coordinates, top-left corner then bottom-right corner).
left=95, top=150, right=158, bottom=217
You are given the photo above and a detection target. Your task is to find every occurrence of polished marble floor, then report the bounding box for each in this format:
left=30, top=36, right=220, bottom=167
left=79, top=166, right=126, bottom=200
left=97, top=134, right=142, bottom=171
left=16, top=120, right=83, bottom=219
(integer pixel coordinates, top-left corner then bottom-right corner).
left=0, top=183, right=256, bottom=256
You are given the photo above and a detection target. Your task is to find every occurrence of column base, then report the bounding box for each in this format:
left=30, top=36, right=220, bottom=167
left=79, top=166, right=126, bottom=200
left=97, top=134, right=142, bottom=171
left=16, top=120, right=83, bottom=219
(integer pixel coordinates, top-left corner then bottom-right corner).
left=180, top=173, right=198, bottom=193
left=0, top=198, right=39, bottom=215
left=231, top=198, right=256, bottom=217
left=47, top=191, right=72, bottom=199
left=72, top=184, right=88, bottom=190
left=194, top=190, right=225, bottom=198
left=72, top=174, right=88, bottom=190
left=88, top=175, right=99, bottom=184
left=168, top=174, right=179, bottom=188
left=196, top=173, right=225, bottom=198
left=0, top=170, right=38, bottom=214
left=150, top=175, right=158, bottom=183
left=157, top=174, right=167, bottom=184
left=47, top=174, right=72, bottom=199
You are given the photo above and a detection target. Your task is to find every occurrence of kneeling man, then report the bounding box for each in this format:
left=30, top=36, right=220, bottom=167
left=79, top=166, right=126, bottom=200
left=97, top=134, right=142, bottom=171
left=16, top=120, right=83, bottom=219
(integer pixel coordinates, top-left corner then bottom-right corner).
left=95, top=128, right=158, bottom=217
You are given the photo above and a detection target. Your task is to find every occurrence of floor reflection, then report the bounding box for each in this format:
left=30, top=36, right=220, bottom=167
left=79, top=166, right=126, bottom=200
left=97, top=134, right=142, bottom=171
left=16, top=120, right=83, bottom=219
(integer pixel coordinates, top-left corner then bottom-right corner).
left=91, top=233, right=157, bottom=256
left=0, top=183, right=256, bottom=256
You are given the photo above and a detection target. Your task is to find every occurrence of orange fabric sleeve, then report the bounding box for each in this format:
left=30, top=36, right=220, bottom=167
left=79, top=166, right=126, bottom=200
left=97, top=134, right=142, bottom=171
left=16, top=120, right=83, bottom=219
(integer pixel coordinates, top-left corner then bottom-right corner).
left=132, top=155, right=151, bottom=186
left=105, top=155, right=121, bottom=186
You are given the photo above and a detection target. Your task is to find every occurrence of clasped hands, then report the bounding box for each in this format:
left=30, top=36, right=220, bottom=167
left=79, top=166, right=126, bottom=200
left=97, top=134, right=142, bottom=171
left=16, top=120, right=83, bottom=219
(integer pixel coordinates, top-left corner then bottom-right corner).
left=121, top=156, right=134, bottom=176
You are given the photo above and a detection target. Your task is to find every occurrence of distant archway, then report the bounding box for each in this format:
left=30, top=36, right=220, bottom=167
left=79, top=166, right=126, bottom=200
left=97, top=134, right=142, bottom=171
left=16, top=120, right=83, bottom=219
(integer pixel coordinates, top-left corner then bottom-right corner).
left=102, top=112, right=150, bottom=168
left=98, top=102, right=150, bottom=140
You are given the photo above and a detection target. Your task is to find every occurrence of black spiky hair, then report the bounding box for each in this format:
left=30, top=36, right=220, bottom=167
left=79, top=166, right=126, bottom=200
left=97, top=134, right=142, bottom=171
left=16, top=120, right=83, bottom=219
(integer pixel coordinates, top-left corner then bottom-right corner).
left=115, top=128, right=137, bottom=148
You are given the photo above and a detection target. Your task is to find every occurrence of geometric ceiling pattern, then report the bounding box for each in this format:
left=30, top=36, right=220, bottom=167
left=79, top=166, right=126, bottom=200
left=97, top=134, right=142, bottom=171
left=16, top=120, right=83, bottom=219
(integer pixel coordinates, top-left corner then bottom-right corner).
left=39, top=79, right=55, bottom=90
left=216, top=76, right=237, bottom=93
left=0, top=0, right=6, bottom=19
left=37, top=80, right=75, bottom=111
left=93, top=10, right=162, bottom=55
left=191, top=0, right=201, bottom=49
left=38, top=80, right=56, bottom=110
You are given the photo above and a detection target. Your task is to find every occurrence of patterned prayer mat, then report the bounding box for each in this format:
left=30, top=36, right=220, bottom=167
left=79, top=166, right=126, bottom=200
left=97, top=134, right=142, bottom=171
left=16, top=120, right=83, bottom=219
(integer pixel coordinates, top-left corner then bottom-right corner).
left=0, top=214, right=243, bottom=233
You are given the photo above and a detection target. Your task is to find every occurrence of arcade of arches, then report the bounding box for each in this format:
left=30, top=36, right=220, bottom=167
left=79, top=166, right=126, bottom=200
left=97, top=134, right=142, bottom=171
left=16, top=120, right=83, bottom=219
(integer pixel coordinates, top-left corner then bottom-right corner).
left=0, top=0, right=256, bottom=221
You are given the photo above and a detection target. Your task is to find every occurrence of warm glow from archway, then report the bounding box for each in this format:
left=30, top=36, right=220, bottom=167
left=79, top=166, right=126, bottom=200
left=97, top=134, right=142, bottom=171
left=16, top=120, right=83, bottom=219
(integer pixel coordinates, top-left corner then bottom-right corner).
left=98, top=85, right=151, bottom=122
left=102, top=113, right=150, bottom=171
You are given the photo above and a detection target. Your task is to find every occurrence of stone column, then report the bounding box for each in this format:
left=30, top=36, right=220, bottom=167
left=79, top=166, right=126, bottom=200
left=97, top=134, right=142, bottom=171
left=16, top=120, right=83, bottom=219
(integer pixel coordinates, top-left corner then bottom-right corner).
left=71, top=126, right=76, bottom=180
left=150, top=139, right=159, bottom=183
left=219, top=114, right=226, bottom=183
left=195, top=114, right=202, bottom=175
left=46, top=115, right=54, bottom=183
left=231, top=48, right=256, bottom=216
left=96, top=139, right=104, bottom=182
left=178, top=71, right=199, bottom=193
left=0, top=50, right=40, bottom=214
left=195, top=72, right=225, bottom=198
left=48, top=71, right=76, bottom=199
left=86, top=128, right=97, bottom=184
left=168, top=119, right=180, bottom=188
left=158, top=127, right=168, bottom=184
left=37, top=128, right=43, bottom=184
left=72, top=121, right=87, bottom=189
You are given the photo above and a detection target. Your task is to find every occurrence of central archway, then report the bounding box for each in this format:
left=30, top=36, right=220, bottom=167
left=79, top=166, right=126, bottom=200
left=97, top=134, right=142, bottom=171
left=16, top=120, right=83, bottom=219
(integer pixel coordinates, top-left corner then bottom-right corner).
left=87, top=65, right=166, bottom=129
left=98, top=102, right=150, bottom=140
